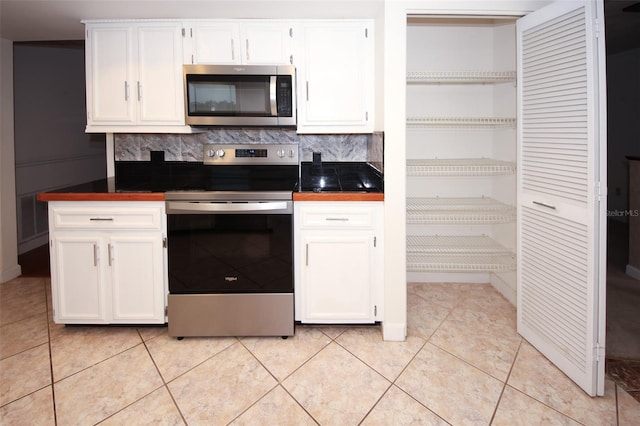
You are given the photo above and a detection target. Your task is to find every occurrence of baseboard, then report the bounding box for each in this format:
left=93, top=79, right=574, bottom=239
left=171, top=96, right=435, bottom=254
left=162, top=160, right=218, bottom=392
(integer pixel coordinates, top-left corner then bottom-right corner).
left=626, top=264, right=640, bottom=281
left=19, top=235, right=48, bottom=255
left=407, top=271, right=490, bottom=283
left=382, top=321, right=406, bottom=341
left=0, top=264, right=22, bottom=283
left=490, top=274, right=517, bottom=306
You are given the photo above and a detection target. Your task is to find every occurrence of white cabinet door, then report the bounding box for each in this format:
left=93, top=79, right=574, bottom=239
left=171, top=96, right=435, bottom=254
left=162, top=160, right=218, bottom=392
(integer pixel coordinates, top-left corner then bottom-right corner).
left=241, top=23, right=292, bottom=64
left=296, top=21, right=374, bottom=133
left=190, top=22, right=240, bottom=64
left=51, top=235, right=107, bottom=323
left=295, top=201, right=383, bottom=323
left=188, top=21, right=292, bottom=65
left=86, top=25, right=135, bottom=125
left=136, top=23, right=185, bottom=125
left=517, top=0, right=607, bottom=396
left=48, top=202, right=168, bottom=325
left=85, top=21, right=186, bottom=132
left=301, top=232, right=374, bottom=323
left=109, top=233, right=165, bottom=323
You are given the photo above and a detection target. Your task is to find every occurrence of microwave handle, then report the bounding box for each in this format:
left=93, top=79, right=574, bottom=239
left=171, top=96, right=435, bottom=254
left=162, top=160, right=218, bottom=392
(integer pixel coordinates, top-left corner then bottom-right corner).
left=270, top=76, right=277, bottom=116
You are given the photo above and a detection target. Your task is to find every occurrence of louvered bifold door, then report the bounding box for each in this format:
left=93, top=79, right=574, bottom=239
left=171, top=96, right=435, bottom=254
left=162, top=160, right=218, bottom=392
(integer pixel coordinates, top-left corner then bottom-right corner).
left=517, top=0, right=607, bottom=396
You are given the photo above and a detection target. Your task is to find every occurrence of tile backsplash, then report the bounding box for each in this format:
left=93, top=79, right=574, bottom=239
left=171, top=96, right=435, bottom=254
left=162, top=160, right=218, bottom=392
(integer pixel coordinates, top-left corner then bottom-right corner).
left=115, top=128, right=383, bottom=171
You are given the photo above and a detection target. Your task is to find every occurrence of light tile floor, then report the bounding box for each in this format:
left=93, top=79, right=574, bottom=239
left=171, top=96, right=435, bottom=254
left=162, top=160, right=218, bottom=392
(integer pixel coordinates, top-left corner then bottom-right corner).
left=1, top=277, right=640, bottom=425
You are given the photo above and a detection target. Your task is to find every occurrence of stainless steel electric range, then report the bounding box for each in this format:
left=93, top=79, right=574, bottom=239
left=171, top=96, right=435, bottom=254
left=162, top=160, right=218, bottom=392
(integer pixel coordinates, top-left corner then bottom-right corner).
left=161, top=143, right=299, bottom=338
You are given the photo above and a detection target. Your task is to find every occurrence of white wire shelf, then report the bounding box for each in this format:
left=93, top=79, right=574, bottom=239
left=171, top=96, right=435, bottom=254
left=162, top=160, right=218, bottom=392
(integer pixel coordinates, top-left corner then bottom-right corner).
left=407, top=235, right=513, bottom=255
left=406, top=197, right=516, bottom=224
left=406, top=254, right=517, bottom=273
left=407, top=117, right=516, bottom=128
left=407, top=71, right=517, bottom=84
left=407, top=158, right=516, bottom=176
left=407, top=235, right=516, bottom=272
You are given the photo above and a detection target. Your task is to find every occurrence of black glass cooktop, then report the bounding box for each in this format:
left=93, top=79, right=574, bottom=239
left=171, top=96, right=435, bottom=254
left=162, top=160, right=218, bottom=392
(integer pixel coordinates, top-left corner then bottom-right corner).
left=299, top=162, right=383, bottom=193
left=115, top=159, right=382, bottom=194
left=115, top=161, right=299, bottom=192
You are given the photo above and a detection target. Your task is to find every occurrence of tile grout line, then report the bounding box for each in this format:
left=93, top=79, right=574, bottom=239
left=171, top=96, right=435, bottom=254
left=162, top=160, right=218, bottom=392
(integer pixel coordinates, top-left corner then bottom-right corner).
left=487, top=338, right=522, bottom=424
left=410, top=287, right=521, bottom=424
left=500, top=340, right=605, bottom=425
left=615, top=383, right=620, bottom=426
left=356, top=289, right=457, bottom=425
left=229, top=327, right=339, bottom=425
left=136, top=328, right=189, bottom=426
left=97, top=332, right=241, bottom=425
left=43, top=278, right=59, bottom=426
left=163, top=338, right=254, bottom=424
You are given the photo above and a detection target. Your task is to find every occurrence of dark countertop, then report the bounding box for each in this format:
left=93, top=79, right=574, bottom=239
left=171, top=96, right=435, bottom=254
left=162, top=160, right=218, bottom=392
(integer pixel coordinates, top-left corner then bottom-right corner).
left=37, top=177, right=164, bottom=202
left=295, top=161, right=384, bottom=201
left=298, top=161, right=383, bottom=192
left=38, top=161, right=384, bottom=202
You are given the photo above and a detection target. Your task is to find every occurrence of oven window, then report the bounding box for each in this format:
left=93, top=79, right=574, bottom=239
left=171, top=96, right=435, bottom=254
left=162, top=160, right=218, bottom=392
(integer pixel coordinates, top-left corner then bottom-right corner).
left=186, top=75, right=271, bottom=117
left=167, top=213, right=293, bottom=294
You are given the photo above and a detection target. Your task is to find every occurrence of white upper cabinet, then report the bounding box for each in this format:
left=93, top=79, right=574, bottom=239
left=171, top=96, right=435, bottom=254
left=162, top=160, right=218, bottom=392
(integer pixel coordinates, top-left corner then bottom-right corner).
left=295, top=20, right=374, bottom=133
left=83, top=19, right=375, bottom=133
left=84, top=21, right=189, bottom=133
left=184, top=21, right=293, bottom=65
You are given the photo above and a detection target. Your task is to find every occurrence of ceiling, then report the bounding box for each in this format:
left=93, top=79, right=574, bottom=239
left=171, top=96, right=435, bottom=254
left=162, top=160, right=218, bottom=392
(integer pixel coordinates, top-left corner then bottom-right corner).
left=1, top=0, right=639, bottom=54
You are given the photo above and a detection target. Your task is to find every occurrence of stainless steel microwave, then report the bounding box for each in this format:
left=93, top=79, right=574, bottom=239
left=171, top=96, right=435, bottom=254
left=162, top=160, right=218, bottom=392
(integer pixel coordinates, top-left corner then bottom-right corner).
left=183, top=64, right=296, bottom=127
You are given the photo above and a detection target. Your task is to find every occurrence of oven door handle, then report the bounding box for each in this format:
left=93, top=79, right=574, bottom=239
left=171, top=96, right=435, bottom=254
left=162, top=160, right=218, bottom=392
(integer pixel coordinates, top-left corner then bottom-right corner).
left=167, top=201, right=290, bottom=214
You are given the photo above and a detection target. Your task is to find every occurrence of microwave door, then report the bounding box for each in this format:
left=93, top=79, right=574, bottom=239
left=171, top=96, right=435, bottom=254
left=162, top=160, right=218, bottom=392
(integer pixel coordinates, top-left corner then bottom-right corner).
left=235, top=81, right=271, bottom=116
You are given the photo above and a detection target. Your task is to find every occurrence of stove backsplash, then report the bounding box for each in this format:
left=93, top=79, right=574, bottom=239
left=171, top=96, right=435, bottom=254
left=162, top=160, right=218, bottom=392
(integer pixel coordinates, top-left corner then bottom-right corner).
left=114, top=129, right=383, bottom=171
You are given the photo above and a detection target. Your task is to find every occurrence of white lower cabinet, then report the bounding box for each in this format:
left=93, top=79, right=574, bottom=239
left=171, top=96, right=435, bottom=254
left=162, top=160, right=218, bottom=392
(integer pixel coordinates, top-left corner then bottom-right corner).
left=294, top=201, right=383, bottom=323
left=48, top=202, right=167, bottom=324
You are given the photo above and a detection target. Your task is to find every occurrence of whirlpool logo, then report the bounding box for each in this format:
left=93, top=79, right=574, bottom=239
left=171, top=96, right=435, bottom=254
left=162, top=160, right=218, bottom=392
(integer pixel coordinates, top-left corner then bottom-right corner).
left=224, top=276, right=239, bottom=282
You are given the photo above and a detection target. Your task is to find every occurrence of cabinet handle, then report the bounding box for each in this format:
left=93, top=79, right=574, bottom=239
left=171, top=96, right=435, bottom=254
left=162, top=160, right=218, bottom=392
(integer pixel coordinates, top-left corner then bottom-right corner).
left=137, top=81, right=142, bottom=101
left=325, top=217, right=349, bottom=222
left=108, top=243, right=113, bottom=266
left=246, top=39, right=250, bottom=61
left=231, top=39, right=235, bottom=60
left=532, top=201, right=556, bottom=210
left=305, top=243, right=309, bottom=266
left=89, top=217, right=114, bottom=221
left=290, top=55, right=293, bottom=65
left=306, top=81, right=309, bottom=101
left=93, top=244, right=98, bottom=266
left=124, top=81, right=129, bottom=101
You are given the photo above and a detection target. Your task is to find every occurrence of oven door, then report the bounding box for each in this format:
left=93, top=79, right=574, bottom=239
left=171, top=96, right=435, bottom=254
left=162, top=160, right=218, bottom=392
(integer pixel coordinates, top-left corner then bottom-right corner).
left=166, top=200, right=293, bottom=295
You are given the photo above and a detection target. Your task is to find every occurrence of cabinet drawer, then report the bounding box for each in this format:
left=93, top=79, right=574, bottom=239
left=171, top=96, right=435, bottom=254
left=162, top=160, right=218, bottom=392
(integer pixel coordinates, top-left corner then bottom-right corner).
left=298, top=205, right=375, bottom=228
left=51, top=203, right=163, bottom=230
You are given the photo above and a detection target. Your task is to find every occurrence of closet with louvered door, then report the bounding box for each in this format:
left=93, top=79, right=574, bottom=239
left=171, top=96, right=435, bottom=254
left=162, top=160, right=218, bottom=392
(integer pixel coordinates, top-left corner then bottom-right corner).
left=406, top=17, right=518, bottom=301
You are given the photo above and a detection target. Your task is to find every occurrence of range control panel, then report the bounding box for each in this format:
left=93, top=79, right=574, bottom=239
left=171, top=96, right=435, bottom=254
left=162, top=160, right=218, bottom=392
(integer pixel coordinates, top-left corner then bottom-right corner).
left=203, top=144, right=299, bottom=166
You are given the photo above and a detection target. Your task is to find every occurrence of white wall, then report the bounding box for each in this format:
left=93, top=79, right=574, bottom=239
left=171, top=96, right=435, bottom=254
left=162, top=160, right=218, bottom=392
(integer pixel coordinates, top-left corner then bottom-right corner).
left=0, top=38, right=21, bottom=282
left=13, top=43, right=106, bottom=254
